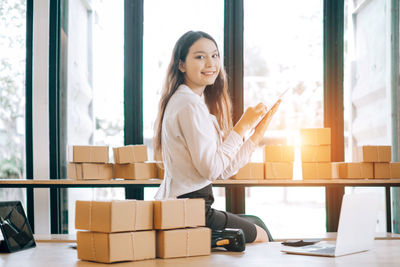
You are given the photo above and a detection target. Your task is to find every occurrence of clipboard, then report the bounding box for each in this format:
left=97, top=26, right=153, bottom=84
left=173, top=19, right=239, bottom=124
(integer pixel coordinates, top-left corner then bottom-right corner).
left=0, top=201, right=36, bottom=253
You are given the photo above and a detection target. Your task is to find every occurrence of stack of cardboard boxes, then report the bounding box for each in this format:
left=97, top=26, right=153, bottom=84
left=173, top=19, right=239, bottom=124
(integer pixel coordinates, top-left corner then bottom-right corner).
left=114, top=145, right=158, bottom=179
left=334, top=146, right=400, bottom=179
left=264, top=145, right=294, bottom=180
left=67, top=145, right=163, bottom=180
left=67, top=146, right=113, bottom=180
left=301, top=128, right=334, bottom=180
left=75, top=200, right=155, bottom=263
left=153, top=198, right=211, bottom=259
left=75, top=199, right=210, bottom=263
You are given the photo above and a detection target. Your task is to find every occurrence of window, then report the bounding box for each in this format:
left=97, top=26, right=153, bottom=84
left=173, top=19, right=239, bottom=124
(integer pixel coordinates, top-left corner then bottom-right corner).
left=244, top=0, right=324, bottom=236
left=343, top=0, right=391, bottom=231
left=61, top=0, right=125, bottom=234
left=0, top=0, right=27, bottom=208
left=142, top=0, right=225, bottom=208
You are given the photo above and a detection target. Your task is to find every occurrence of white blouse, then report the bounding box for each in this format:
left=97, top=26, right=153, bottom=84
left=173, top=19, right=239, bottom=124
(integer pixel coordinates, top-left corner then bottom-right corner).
left=154, top=84, right=256, bottom=199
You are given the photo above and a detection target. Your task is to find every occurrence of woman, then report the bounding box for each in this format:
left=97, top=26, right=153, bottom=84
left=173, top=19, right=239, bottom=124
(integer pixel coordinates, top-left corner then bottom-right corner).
left=153, top=31, right=280, bottom=243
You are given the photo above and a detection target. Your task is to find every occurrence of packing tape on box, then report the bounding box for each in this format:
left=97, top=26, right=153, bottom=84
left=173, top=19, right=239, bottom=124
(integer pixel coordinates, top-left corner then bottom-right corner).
left=316, top=164, right=320, bottom=179
left=130, top=149, right=137, bottom=162
left=131, top=201, right=140, bottom=230
left=90, top=232, right=96, bottom=260
left=312, top=150, right=318, bottom=162
left=74, top=164, right=79, bottom=179
left=271, top=164, right=278, bottom=178
left=88, top=201, right=93, bottom=230
left=186, top=230, right=190, bottom=256
left=183, top=199, right=188, bottom=227
left=130, top=232, right=138, bottom=261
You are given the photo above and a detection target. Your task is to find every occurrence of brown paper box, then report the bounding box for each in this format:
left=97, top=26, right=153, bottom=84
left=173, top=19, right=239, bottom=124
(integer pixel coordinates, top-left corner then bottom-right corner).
left=68, top=145, right=109, bottom=163
left=75, top=200, right=153, bottom=232
left=374, top=163, right=390, bottom=179
left=263, top=146, right=294, bottom=162
left=67, top=163, right=113, bottom=180
left=231, top=162, right=264, bottom=180
left=153, top=199, right=205, bottom=230
left=114, top=162, right=157, bottom=179
left=156, top=162, right=164, bottom=179
left=113, top=145, right=148, bottom=163
left=302, top=163, right=337, bottom=180
left=353, top=146, right=391, bottom=162
left=391, top=162, right=400, bottom=179
left=156, top=227, right=211, bottom=259
left=77, top=231, right=155, bottom=263
left=337, top=162, right=374, bottom=179
left=265, top=162, right=293, bottom=179
left=301, top=145, right=331, bottom=162
left=300, top=128, right=331, bottom=145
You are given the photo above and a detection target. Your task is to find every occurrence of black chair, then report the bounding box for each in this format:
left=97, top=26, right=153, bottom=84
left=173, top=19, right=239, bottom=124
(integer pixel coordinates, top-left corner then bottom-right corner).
left=237, top=214, right=274, bottom=241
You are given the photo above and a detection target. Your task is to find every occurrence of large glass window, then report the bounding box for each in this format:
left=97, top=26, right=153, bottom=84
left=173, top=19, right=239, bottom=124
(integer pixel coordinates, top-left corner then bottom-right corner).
left=244, top=0, right=324, bottom=236
left=0, top=0, right=27, bottom=208
left=61, top=0, right=125, bottom=234
left=143, top=0, right=225, bottom=208
left=343, top=0, right=390, bottom=231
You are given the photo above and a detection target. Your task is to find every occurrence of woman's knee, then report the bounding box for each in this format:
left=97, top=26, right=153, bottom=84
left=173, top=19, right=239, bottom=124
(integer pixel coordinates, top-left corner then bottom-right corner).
left=253, top=224, right=269, bottom=243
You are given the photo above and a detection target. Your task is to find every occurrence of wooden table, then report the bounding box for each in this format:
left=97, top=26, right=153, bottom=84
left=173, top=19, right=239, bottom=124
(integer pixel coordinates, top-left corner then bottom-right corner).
left=33, top=232, right=400, bottom=243
left=1, top=178, right=400, bottom=233
left=1, top=240, right=399, bottom=267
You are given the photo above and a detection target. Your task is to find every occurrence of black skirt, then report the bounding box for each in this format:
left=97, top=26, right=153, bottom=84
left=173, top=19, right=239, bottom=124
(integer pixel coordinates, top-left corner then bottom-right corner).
left=177, top=184, right=257, bottom=243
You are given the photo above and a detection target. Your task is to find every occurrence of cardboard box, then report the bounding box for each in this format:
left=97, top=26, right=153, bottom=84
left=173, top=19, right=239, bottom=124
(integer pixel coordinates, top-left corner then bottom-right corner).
left=300, top=128, right=331, bottom=145
left=153, top=199, right=205, bottom=230
left=336, top=162, right=374, bottom=179
left=302, top=163, right=337, bottom=180
left=265, top=162, right=293, bottom=179
left=353, top=146, right=391, bottom=162
left=231, top=163, right=264, bottom=180
left=77, top=231, right=155, bottom=263
left=156, top=227, right=211, bottom=259
left=156, top=162, right=164, bottom=179
left=67, top=163, right=113, bottom=180
left=75, top=200, right=153, bottom=232
left=114, top=162, right=157, bottom=179
left=391, top=162, right=400, bottom=179
left=113, top=145, right=148, bottom=164
left=263, top=146, right=294, bottom=162
left=374, top=163, right=390, bottom=179
left=301, top=145, right=331, bottom=162
left=68, top=145, right=109, bottom=163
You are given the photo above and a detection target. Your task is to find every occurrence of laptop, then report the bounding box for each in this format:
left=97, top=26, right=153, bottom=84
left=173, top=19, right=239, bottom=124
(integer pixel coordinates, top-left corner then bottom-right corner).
left=281, top=193, right=379, bottom=257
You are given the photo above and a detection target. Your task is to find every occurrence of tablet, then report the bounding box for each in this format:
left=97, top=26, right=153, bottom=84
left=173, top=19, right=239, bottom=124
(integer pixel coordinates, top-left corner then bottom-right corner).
left=0, top=201, right=36, bottom=252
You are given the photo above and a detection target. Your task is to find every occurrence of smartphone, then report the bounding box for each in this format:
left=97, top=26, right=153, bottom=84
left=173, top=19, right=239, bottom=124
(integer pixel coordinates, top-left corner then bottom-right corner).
left=281, top=238, right=322, bottom=247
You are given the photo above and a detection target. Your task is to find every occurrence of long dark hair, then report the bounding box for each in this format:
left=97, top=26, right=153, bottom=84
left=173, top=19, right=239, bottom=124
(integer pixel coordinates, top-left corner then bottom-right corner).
left=153, top=31, right=232, bottom=160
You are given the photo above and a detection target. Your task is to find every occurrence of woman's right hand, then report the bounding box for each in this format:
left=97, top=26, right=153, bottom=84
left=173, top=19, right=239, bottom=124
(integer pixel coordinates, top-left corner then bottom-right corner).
left=233, top=103, right=268, bottom=138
